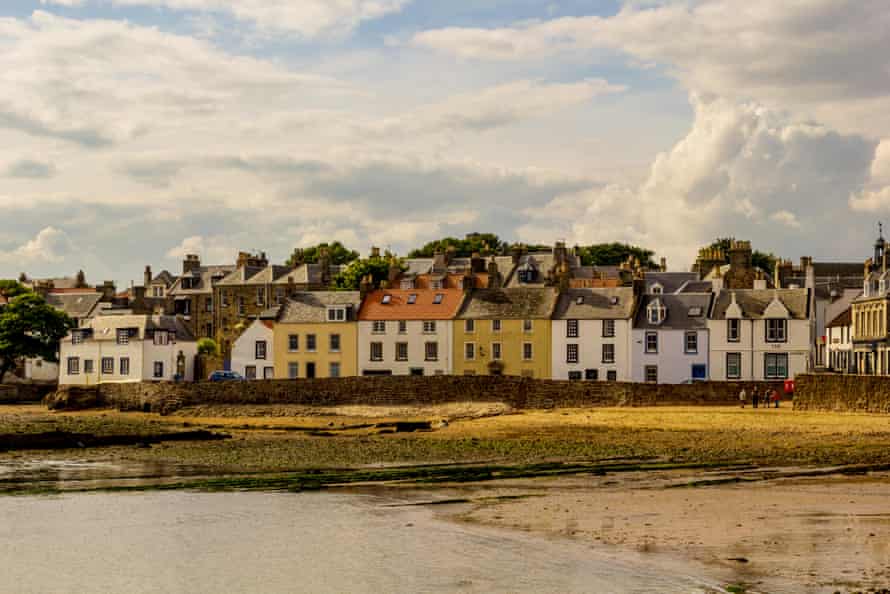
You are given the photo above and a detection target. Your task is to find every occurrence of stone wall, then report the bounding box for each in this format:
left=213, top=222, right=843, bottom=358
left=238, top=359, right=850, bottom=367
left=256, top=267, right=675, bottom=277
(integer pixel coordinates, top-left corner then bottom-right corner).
left=64, top=377, right=786, bottom=414
left=0, top=383, right=55, bottom=404
left=793, top=374, right=890, bottom=413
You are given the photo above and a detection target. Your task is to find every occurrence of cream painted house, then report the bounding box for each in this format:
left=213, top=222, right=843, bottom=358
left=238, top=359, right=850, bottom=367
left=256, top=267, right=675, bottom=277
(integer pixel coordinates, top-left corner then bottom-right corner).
left=59, top=314, right=197, bottom=385
left=551, top=288, right=636, bottom=381
left=708, top=289, right=811, bottom=381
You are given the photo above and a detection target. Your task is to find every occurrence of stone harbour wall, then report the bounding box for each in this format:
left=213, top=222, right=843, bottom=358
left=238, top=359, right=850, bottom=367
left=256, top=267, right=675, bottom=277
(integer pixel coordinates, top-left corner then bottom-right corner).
left=52, top=377, right=786, bottom=414
left=793, top=374, right=890, bottom=413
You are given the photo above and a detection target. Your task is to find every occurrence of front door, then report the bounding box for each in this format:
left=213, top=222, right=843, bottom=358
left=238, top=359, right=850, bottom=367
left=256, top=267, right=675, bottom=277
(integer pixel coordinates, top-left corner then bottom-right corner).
left=306, top=362, right=316, bottom=379
left=410, top=368, right=424, bottom=376
left=691, top=364, right=707, bottom=381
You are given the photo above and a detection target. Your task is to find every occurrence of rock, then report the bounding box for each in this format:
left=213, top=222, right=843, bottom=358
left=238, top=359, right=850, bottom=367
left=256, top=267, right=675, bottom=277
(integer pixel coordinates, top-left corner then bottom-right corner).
left=44, top=386, right=102, bottom=411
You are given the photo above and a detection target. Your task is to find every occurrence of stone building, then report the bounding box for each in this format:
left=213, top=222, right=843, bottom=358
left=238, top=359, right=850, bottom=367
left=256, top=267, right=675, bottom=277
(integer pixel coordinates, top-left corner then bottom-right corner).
left=167, top=254, right=236, bottom=342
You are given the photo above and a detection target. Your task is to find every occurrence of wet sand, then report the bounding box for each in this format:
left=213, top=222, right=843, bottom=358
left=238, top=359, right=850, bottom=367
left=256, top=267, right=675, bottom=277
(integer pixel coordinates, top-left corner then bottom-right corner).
left=449, top=471, right=890, bottom=593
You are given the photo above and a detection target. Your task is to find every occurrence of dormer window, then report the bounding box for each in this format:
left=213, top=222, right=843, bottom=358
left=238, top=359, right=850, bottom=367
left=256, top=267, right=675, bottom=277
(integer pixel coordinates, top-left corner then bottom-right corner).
left=153, top=331, right=170, bottom=346
left=327, top=307, right=347, bottom=322
left=382, top=294, right=392, bottom=305
left=407, top=294, right=417, bottom=305
left=517, top=265, right=537, bottom=284
left=651, top=283, right=663, bottom=295
left=647, top=300, right=666, bottom=325
left=433, top=293, right=444, bottom=304
left=430, top=278, right=444, bottom=290
left=400, top=278, right=415, bottom=290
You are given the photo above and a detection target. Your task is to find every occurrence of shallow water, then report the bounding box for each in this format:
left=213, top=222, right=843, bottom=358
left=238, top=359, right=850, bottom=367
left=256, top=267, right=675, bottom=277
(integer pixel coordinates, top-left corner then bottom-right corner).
left=0, top=490, right=732, bottom=594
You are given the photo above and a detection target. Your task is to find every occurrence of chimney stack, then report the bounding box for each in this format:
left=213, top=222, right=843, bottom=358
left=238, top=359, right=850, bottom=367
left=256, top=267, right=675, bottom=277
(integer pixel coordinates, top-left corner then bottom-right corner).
left=487, top=259, right=501, bottom=289
left=98, top=281, right=116, bottom=302
left=370, top=247, right=381, bottom=259
left=359, top=274, right=373, bottom=299
left=660, top=257, right=667, bottom=272
left=144, top=265, right=152, bottom=289
left=183, top=254, right=201, bottom=275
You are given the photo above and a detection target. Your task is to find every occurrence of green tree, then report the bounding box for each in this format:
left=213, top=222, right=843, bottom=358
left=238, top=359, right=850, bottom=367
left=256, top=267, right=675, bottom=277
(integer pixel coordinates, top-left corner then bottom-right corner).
left=0, top=283, right=74, bottom=382
left=707, top=238, right=777, bottom=273
left=408, top=233, right=504, bottom=258
left=334, top=255, right=403, bottom=290
left=197, top=338, right=220, bottom=357
left=575, top=243, right=658, bottom=268
left=286, top=242, right=359, bottom=267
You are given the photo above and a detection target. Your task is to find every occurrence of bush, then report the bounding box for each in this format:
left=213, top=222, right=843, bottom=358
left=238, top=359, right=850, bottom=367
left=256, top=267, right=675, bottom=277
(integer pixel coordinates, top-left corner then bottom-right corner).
left=197, top=338, right=220, bottom=356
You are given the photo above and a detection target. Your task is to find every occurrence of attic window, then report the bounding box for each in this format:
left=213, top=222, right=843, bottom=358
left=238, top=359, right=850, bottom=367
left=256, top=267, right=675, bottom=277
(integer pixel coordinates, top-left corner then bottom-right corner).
left=651, top=284, right=663, bottom=295
left=647, top=301, right=666, bottom=325
left=433, top=293, right=444, bottom=304
left=610, top=297, right=620, bottom=306
left=382, top=294, right=392, bottom=305
left=688, top=307, right=703, bottom=317
left=575, top=296, right=585, bottom=305
left=407, top=294, right=417, bottom=304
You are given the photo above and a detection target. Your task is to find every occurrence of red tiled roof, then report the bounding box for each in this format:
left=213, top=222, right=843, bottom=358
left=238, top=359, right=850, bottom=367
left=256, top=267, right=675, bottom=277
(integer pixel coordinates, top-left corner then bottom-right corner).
left=358, top=289, right=465, bottom=321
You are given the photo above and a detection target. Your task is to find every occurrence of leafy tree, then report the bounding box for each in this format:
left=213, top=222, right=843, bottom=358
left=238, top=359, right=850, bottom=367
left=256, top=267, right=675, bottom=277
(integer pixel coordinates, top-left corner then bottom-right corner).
left=707, top=238, right=777, bottom=273
left=286, top=242, right=359, bottom=267
left=197, top=338, right=220, bottom=357
left=0, top=283, right=74, bottom=383
left=408, top=233, right=504, bottom=258
left=575, top=243, right=658, bottom=268
left=334, top=255, right=403, bottom=290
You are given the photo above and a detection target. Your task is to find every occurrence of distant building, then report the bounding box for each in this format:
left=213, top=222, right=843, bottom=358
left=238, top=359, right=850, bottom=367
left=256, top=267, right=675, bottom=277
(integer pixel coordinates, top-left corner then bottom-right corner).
left=231, top=317, right=276, bottom=380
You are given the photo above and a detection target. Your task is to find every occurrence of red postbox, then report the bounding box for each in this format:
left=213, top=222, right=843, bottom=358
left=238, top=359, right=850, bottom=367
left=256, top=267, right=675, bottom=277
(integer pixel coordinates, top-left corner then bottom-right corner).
left=784, top=379, right=795, bottom=395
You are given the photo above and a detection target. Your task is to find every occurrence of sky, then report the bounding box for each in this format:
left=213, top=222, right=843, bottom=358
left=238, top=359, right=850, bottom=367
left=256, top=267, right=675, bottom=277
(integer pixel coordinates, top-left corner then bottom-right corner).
left=1, top=0, right=889, bottom=286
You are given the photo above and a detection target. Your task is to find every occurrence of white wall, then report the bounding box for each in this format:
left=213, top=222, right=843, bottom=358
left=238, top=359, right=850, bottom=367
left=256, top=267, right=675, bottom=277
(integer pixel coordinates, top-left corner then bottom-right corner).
left=143, top=340, right=197, bottom=382
left=59, top=339, right=143, bottom=385
left=358, top=320, right=452, bottom=376
left=551, top=319, right=631, bottom=381
left=631, top=329, right=710, bottom=384
left=709, top=318, right=810, bottom=380
left=826, top=324, right=853, bottom=372
left=231, top=321, right=274, bottom=379
left=24, top=358, right=58, bottom=382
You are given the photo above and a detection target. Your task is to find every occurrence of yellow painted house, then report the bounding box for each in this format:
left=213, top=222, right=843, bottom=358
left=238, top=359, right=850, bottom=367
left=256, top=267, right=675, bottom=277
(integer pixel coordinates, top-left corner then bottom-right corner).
left=273, top=292, right=361, bottom=379
left=453, top=288, right=557, bottom=378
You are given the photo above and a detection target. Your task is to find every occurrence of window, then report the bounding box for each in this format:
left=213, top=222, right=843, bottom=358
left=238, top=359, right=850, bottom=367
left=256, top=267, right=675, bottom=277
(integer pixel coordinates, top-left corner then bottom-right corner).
left=256, top=288, right=266, bottom=307
left=568, top=371, right=583, bottom=381
left=491, top=342, right=502, bottom=360
left=465, top=342, right=476, bottom=361
left=153, top=361, right=164, bottom=378
left=67, top=357, right=80, bottom=375
left=425, top=342, right=438, bottom=361
left=206, top=297, right=213, bottom=312
left=288, top=334, right=299, bottom=352
left=288, top=362, right=299, bottom=379
left=645, top=331, right=658, bottom=354
left=465, top=319, right=475, bottom=333
left=245, top=366, right=257, bottom=380
left=407, top=294, right=417, bottom=305
left=645, top=365, right=658, bottom=383
left=264, top=367, right=274, bottom=379
left=120, top=358, right=130, bottom=376
left=685, top=332, right=698, bottom=354
left=523, top=342, right=533, bottom=361
left=154, top=331, right=169, bottom=346
left=766, top=319, right=787, bottom=343
left=433, top=293, right=444, bottom=304
left=83, top=359, right=94, bottom=374
left=431, top=279, right=443, bottom=290
left=726, top=353, right=742, bottom=380
left=765, top=353, right=789, bottom=379
left=396, top=342, right=409, bottom=361
left=566, top=344, right=579, bottom=364
left=606, top=370, right=617, bottom=381
left=238, top=297, right=245, bottom=316
left=372, top=321, right=386, bottom=334
left=651, top=283, right=663, bottom=295
left=523, top=320, right=533, bottom=333
left=586, top=369, right=599, bottom=381
left=72, top=331, right=84, bottom=345
left=567, top=320, right=579, bottom=338
left=398, top=320, right=407, bottom=334
left=306, top=334, right=317, bottom=352
left=255, top=341, right=267, bottom=360
left=423, top=321, right=437, bottom=334
left=102, top=358, right=114, bottom=375
left=222, top=292, right=229, bottom=308
left=329, top=362, right=341, bottom=378
left=116, top=329, right=130, bottom=345
left=647, top=302, right=666, bottom=325
left=182, top=300, right=191, bottom=315
left=602, top=343, right=615, bottom=364
left=728, top=319, right=741, bottom=342
left=492, top=319, right=501, bottom=332
left=370, top=342, right=384, bottom=361
left=329, top=334, right=341, bottom=352
left=327, top=307, right=346, bottom=322
left=603, top=320, right=615, bottom=338
left=275, top=289, right=285, bottom=305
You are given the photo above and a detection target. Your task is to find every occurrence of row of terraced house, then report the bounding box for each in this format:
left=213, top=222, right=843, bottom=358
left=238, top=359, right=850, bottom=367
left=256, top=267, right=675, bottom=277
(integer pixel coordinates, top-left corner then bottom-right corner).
left=52, top=237, right=860, bottom=386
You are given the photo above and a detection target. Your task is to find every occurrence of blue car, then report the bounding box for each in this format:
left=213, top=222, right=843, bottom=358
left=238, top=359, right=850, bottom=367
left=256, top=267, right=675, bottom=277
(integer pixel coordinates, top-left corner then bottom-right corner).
left=208, top=370, right=244, bottom=382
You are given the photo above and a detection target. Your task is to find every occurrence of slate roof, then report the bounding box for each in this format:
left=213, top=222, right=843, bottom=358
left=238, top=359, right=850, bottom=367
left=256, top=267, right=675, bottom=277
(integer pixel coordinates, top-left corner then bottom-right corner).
left=572, top=265, right=622, bottom=280
left=552, top=288, right=636, bottom=320
left=217, top=266, right=267, bottom=286
left=82, top=314, right=194, bottom=341
left=644, top=272, right=699, bottom=294
left=634, top=293, right=713, bottom=330
left=710, top=289, right=810, bottom=320
left=46, top=291, right=103, bottom=319
left=458, top=288, right=558, bottom=320
left=168, top=265, right=236, bottom=295
left=151, top=270, right=175, bottom=287
left=271, top=263, right=341, bottom=285
left=279, top=292, right=362, bottom=324
left=359, top=289, right=466, bottom=321
left=824, top=289, right=861, bottom=326
left=246, top=265, right=293, bottom=285
left=827, top=307, right=852, bottom=329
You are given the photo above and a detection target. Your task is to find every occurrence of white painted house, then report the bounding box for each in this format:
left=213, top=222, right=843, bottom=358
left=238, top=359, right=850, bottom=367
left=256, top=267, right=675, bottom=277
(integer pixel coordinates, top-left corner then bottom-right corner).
left=551, top=288, right=636, bottom=381
left=59, top=315, right=197, bottom=385
left=231, top=318, right=275, bottom=380
left=357, top=289, right=464, bottom=376
left=826, top=307, right=854, bottom=373
left=708, top=289, right=811, bottom=381
left=632, top=293, right=713, bottom=384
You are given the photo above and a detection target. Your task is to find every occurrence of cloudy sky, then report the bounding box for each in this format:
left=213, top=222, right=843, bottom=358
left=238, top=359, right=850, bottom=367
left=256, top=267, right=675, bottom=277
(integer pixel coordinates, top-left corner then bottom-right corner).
left=1, top=0, right=889, bottom=285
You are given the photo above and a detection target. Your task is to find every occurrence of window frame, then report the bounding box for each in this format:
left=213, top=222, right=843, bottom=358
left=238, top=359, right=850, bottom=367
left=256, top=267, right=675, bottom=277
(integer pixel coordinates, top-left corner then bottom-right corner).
left=396, top=342, right=409, bottom=362
left=329, top=333, right=341, bottom=353
left=726, top=352, right=742, bottom=380
left=765, top=352, right=789, bottom=380
left=491, top=319, right=502, bottom=332
left=566, top=343, right=579, bottom=364
left=491, top=342, right=502, bottom=361
left=255, top=340, right=267, bottom=360
left=727, top=318, right=741, bottom=343
left=602, top=343, right=615, bottom=364
left=602, top=319, right=615, bottom=338
left=119, top=357, right=130, bottom=376
left=464, top=319, right=475, bottom=333
left=684, top=331, right=699, bottom=354
left=116, top=329, right=130, bottom=345
left=288, top=362, right=299, bottom=379
left=523, top=319, right=533, bottom=333
left=288, top=334, right=299, bottom=352
left=67, top=357, right=80, bottom=376
left=522, top=342, right=534, bottom=361
left=370, top=342, right=384, bottom=362
left=766, top=319, right=788, bottom=343
left=153, top=361, right=164, bottom=379
left=566, top=320, right=579, bottom=339
left=644, top=365, right=658, bottom=384
left=422, top=321, right=437, bottom=334
left=372, top=320, right=386, bottom=334
left=83, top=359, right=94, bottom=375
left=306, top=334, right=317, bottom=353
left=645, top=331, right=658, bottom=354
left=424, top=341, right=438, bottom=362
left=329, top=362, right=341, bottom=378
left=464, top=342, right=476, bottom=361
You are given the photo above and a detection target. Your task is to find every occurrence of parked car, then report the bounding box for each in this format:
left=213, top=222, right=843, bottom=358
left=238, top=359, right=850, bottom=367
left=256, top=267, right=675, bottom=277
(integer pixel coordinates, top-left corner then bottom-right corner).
left=208, top=370, right=244, bottom=382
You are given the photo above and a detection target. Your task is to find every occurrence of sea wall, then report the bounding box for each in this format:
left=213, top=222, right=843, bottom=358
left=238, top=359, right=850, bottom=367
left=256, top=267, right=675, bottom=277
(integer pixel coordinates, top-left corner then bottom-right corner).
left=793, top=374, right=890, bottom=413
left=50, top=377, right=786, bottom=414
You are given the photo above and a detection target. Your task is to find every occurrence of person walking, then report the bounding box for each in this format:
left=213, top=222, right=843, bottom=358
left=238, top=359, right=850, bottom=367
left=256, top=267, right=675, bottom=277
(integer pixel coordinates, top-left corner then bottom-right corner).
left=752, top=387, right=759, bottom=409
left=739, top=388, right=747, bottom=409
left=774, top=389, right=781, bottom=409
